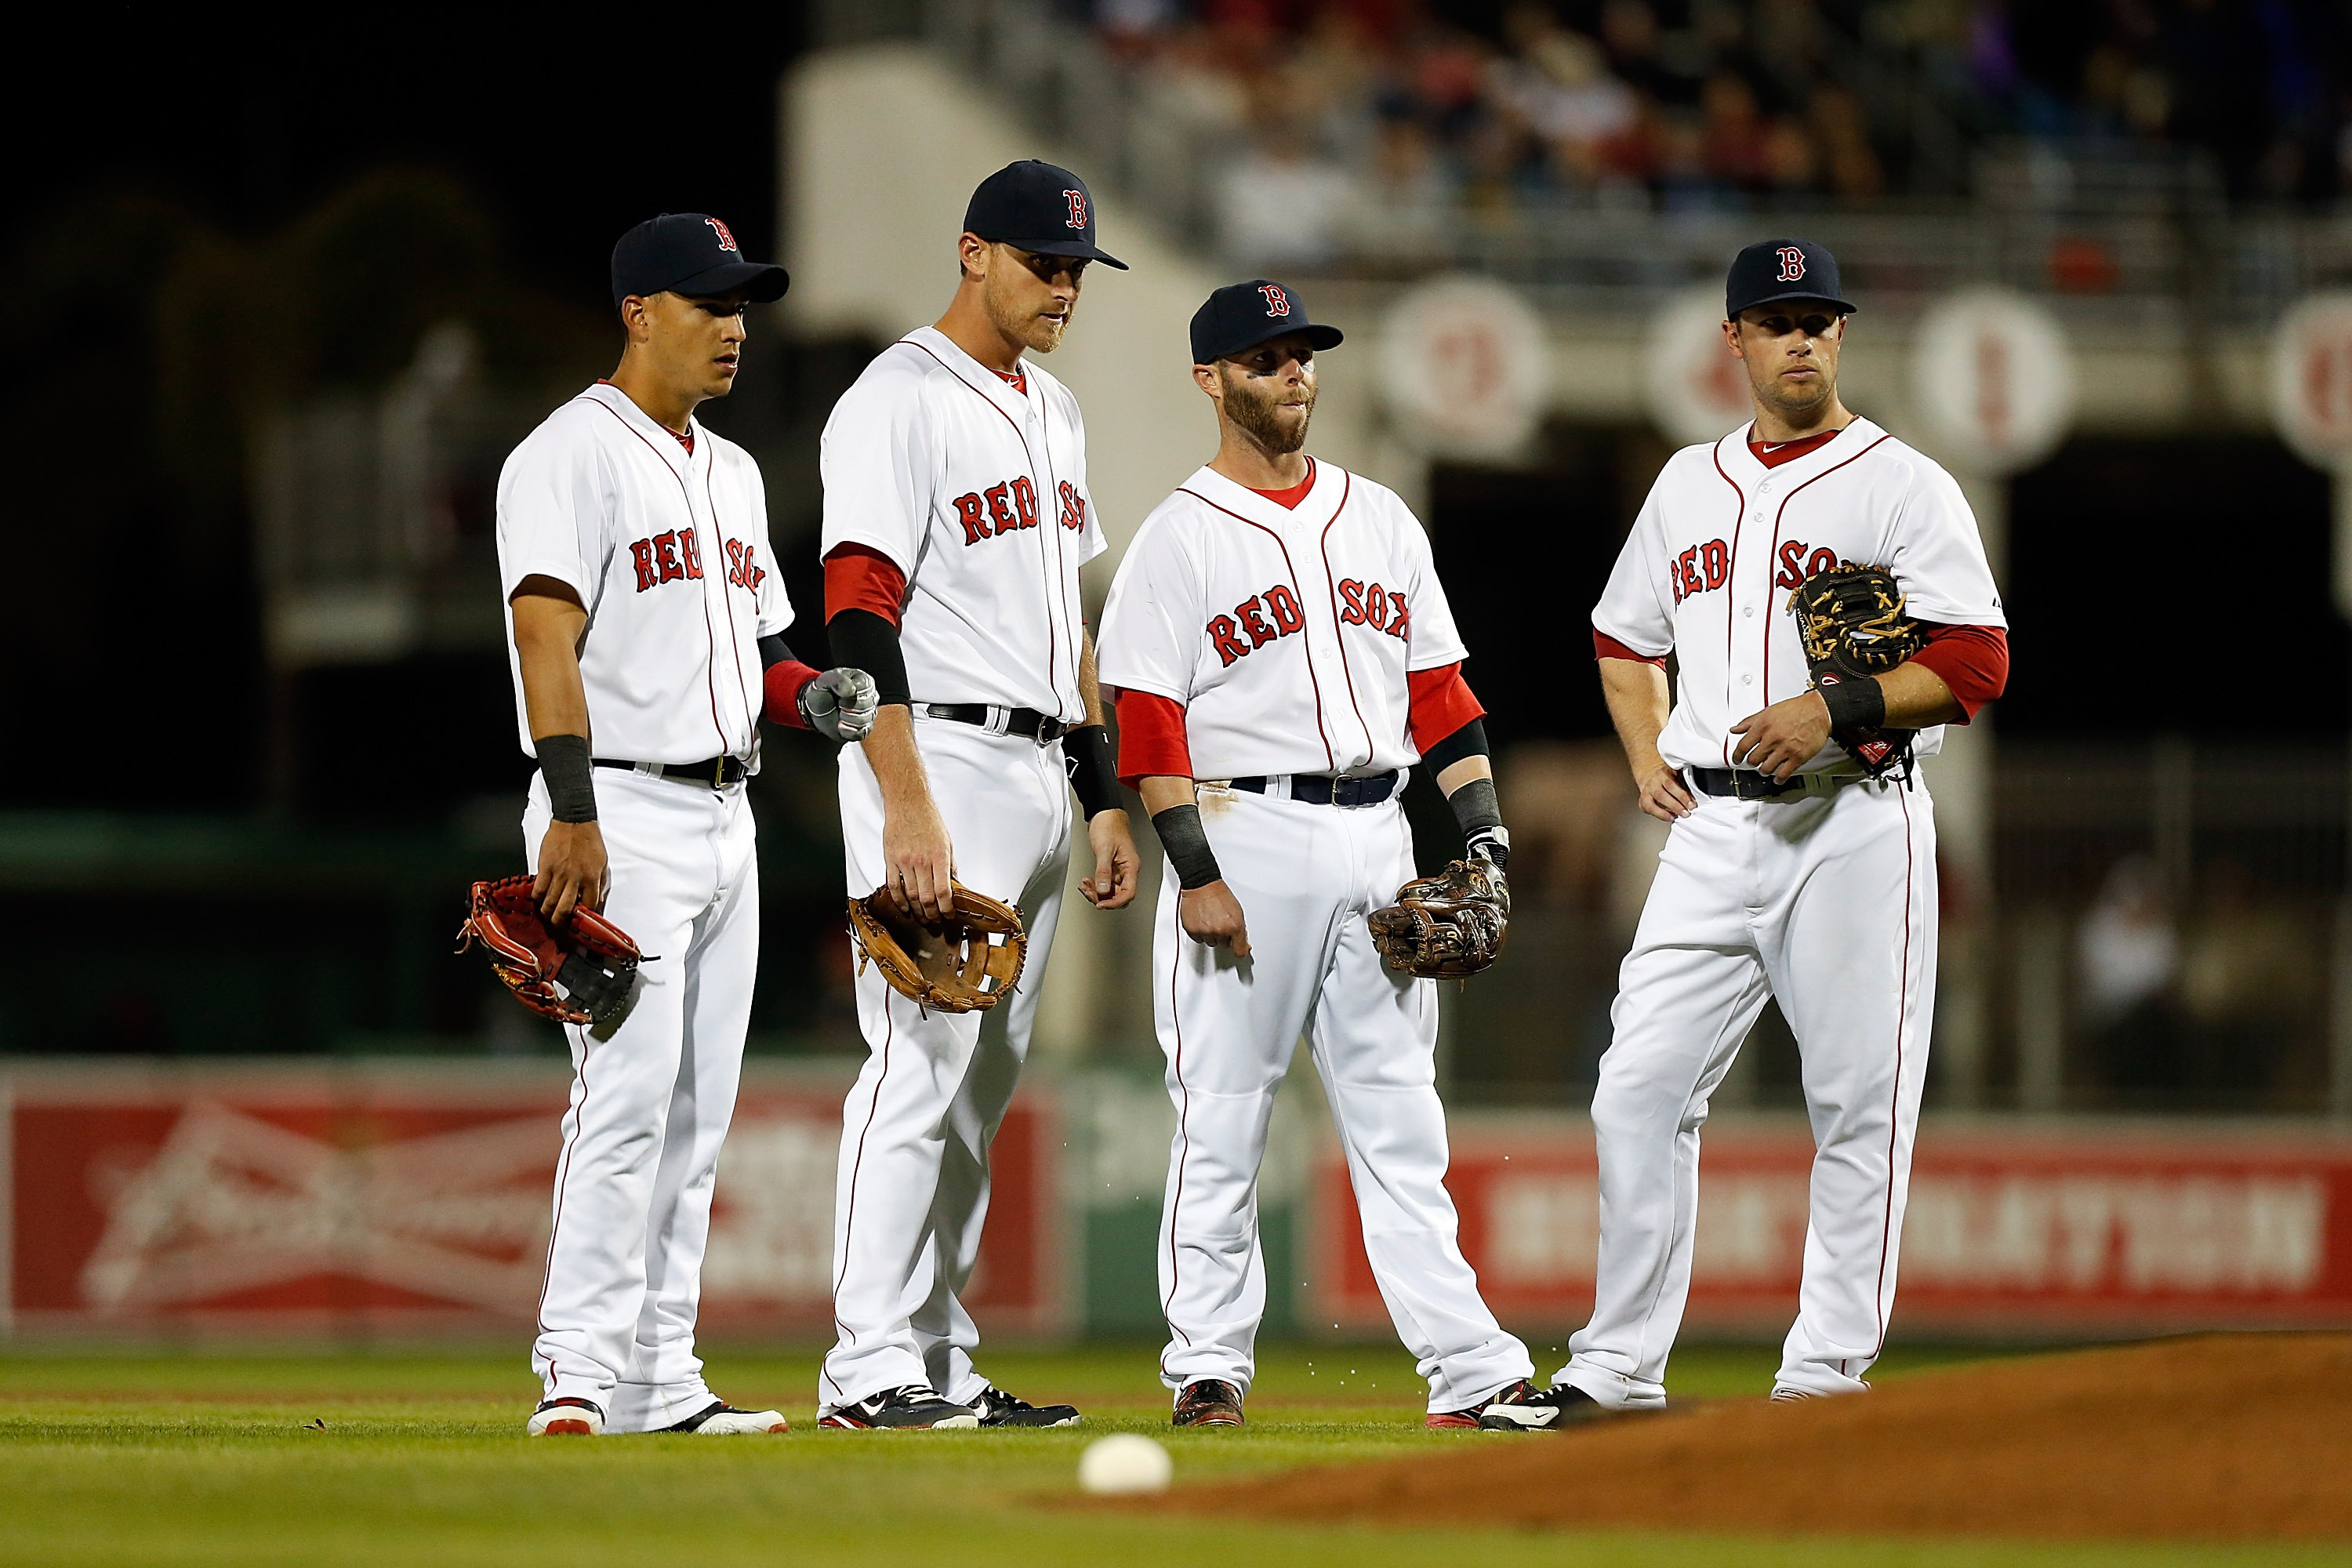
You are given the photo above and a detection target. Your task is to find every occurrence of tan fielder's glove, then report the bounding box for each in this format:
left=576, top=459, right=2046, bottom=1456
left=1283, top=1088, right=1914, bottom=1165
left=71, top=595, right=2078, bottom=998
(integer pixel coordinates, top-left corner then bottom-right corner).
left=847, top=880, right=1026, bottom=1014
left=456, top=876, right=646, bottom=1025
left=1369, top=858, right=1510, bottom=979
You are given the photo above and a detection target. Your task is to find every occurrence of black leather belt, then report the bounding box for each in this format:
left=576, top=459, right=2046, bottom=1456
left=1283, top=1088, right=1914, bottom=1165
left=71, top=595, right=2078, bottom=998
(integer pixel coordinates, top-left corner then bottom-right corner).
left=920, top=702, right=1070, bottom=742
left=1686, top=766, right=1857, bottom=801
left=593, top=755, right=749, bottom=788
left=1229, top=771, right=1404, bottom=808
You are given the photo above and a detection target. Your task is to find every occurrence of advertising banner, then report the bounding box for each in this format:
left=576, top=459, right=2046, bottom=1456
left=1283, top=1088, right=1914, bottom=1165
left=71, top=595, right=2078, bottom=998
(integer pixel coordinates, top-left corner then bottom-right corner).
left=1312, top=1116, right=2352, bottom=1336
left=2, top=1063, right=1059, bottom=1337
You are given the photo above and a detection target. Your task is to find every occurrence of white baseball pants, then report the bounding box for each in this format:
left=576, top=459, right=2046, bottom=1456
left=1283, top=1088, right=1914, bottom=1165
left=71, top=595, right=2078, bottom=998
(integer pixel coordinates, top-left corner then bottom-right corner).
left=526, top=766, right=758, bottom=1432
left=822, top=716, right=1072, bottom=1410
left=1156, top=786, right=1531, bottom=1414
left=1560, top=775, right=1937, bottom=1407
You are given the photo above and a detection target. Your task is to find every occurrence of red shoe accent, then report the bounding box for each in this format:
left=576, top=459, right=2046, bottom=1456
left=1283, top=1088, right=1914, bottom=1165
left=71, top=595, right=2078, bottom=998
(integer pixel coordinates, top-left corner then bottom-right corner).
left=1425, top=1410, right=1483, bottom=1429
left=540, top=1417, right=596, bottom=1436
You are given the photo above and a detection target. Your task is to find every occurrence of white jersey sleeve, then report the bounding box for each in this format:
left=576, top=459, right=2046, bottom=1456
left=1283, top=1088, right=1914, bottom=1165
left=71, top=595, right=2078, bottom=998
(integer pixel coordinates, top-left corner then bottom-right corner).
left=1590, top=484, right=1678, bottom=658
left=744, top=457, right=794, bottom=639
left=497, top=418, right=612, bottom=607
left=1095, top=511, right=1202, bottom=703
left=1889, top=463, right=2006, bottom=629
left=1398, top=510, right=1469, bottom=672
left=818, top=368, right=940, bottom=576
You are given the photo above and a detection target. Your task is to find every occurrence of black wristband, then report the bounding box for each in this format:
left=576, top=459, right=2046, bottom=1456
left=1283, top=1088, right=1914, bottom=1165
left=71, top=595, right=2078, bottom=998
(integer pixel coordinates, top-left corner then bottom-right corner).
left=1817, top=673, right=1886, bottom=733
left=1447, top=775, right=1502, bottom=837
left=537, top=734, right=597, bottom=823
left=826, top=609, right=910, bottom=707
left=1064, top=724, right=1120, bottom=820
left=1151, top=804, right=1223, bottom=891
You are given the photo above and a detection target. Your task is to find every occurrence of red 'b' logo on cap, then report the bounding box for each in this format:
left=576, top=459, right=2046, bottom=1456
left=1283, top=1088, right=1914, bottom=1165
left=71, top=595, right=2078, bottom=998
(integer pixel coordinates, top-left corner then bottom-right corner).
left=1258, top=283, right=1291, bottom=317
left=1775, top=246, right=1805, bottom=282
left=1064, top=190, right=1088, bottom=230
left=705, top=218, right=739, bottom=252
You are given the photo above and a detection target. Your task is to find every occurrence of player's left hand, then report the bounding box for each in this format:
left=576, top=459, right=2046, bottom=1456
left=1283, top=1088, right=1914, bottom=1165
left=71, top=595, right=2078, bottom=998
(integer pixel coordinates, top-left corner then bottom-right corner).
left=1730, top=691, right=1831, bottom=782
left=1081, top=808, right=1141, bottom=909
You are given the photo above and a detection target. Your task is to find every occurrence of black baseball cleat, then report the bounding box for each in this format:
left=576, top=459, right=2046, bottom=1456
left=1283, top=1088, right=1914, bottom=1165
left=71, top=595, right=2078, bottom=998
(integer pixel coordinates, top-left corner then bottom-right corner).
left=527, top=1396, right=606, bottom=1436
left=1476, top=1382, right=1632, bottom=1432
left=967, top=1385, right=1082, bottom=1428
left=660, top=1401, right=789, bottom=1434
left=1428, top=1377, right=1544, bottom=1429
left=1171, top=1379, right=1245, bottom=1428
left=818, top=1385, right=981, bottom=1430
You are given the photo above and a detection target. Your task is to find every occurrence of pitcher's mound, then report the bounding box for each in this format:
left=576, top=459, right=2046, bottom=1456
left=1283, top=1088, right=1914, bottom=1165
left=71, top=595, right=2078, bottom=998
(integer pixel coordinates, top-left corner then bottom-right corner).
left=1158, top=1334, right=2352, bottom=1541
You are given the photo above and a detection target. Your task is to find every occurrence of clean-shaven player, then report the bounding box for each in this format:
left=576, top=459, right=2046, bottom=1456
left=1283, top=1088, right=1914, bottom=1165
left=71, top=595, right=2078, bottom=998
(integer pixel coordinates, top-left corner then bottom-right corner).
left=501, top=215, right=877, bottom=1437
left=1098, top=281, right=1537, bottom=1429
left=815, top=162, right=1142, bottom=1430
left=1480, top=239, right=2009, bottom=1430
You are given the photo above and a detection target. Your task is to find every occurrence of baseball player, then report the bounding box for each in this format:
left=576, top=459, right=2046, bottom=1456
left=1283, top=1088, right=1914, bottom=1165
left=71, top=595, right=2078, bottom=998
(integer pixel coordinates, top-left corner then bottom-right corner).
left=499, top=215, right=878, bottom=1437
left=1479, top=239, right=2009, bottom=1429
left=1098, top=280, right=1538, bottom=1429
left=814, top=162, right=1142, bottom=1429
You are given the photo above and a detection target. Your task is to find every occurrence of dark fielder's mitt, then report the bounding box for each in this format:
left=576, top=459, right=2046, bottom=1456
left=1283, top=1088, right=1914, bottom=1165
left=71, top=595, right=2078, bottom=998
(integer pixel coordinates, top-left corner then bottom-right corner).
left=456, top=877, right=645, bottom=1026
left=1370, top=858, right=1510, bottom=979
left=1789, top=564, right=1927, bottom=779
left=848, top=882, right=1026, bottom=1015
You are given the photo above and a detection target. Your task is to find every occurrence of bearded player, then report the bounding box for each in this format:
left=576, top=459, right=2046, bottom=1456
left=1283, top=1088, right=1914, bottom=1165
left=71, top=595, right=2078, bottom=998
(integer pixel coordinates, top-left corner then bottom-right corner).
left=814, top=162, right=1142, bottom=1430
left=1479, top=240, right=2009, bottom=1429
left=1098, top=281, right=1537, bottom=1428
left=501, top=215, right=877, bottom=1437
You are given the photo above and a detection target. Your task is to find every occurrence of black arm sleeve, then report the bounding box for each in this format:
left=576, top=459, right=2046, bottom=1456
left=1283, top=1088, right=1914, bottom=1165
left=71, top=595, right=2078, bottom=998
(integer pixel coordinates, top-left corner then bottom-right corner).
left=1420, top=717, right=1490, bottom=776
left=825, top=610, right=911, bottom=706
left=756, top=633, right=798, bottom=670
left=1064, top=724, right=1120, bottom=820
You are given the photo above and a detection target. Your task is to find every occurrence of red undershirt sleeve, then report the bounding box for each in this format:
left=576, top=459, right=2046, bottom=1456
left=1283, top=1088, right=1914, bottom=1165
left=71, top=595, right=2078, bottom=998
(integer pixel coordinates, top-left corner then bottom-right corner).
left=1114, top=691, right=1193, bottom=788
left=823, top=543, right=909, bottom=628
left=1910, top=624, right=2009, bottom=721
left=1594, top=630, right=1666, bottom=667
left=1406, top=663, right=1486, bottom=753
left=763, top=659, right=819, bottom=729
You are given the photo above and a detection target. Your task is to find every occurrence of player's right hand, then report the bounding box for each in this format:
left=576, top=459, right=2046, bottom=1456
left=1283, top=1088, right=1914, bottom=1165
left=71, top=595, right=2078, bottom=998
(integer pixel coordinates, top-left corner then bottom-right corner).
left=535, top=821, right=610, bottom=925
left=1179, top=880, right=1251, bottom=958
left=1632, top=762, right=1697, bottom=824
left=884, top=798, right=956, bottom=924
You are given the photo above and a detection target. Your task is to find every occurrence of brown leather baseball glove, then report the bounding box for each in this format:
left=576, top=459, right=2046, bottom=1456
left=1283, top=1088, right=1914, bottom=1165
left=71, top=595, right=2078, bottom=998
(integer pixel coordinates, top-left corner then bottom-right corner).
left=456, top=876, right=646, bottom=1026
left=1369, top=858, right=1510, bottom=979
left=847, top=882, right=1026, bottom=1015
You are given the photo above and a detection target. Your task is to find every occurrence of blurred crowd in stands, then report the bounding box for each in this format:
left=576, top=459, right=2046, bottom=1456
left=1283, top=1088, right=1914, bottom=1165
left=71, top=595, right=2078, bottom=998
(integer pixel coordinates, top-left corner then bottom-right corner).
left=1080, top=0, right=2350, bottom=265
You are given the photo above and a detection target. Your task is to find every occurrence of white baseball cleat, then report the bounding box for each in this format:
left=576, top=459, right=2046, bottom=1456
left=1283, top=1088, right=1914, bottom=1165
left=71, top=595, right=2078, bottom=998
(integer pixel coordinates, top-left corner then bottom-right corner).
left=528, top=1397, right=606, bottom=1436
left=664, top=1401, right=789, bottom=1435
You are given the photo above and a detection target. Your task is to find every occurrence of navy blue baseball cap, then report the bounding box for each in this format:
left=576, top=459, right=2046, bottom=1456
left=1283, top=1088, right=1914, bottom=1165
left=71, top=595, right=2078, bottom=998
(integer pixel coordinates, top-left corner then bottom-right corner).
left=1190, top=280, right=1344, bottom=365
left=964, top=160, right=1128, bottom=270
left=1726, top=238, right=1856, bottom=319
left=611, top=214, right=789, bottom=308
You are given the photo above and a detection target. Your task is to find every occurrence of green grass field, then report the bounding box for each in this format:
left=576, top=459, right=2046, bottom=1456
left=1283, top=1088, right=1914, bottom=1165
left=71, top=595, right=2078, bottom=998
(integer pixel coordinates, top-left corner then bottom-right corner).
left=1, top=1339, right=2343, bottom=1566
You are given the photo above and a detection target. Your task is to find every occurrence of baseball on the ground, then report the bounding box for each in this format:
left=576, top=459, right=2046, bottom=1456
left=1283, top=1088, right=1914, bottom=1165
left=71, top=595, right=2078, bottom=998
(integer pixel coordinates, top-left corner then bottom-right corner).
left=1076, top=1434, right=1173, bottom=1495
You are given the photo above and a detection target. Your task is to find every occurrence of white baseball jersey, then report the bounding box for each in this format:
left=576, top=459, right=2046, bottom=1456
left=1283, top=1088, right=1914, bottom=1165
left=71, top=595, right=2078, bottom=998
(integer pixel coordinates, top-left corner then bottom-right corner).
left=1591, top=418, right=2003, bottom=772
left=818, top=326, right=1105, bottom=723
left=1097, top=460, right=1467, bottom=777
left=497, top=382, right=793, bottom=764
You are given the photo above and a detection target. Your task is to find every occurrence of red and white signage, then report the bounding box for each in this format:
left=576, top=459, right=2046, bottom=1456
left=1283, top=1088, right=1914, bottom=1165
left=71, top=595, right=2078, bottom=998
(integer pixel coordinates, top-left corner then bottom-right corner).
left=3, top=1064, right=1060, bottom=1336
left=1312, top=1117, right=2352, bottom=1335
left=2272, top=292, right=2352, bottom=470
left=1910, top=287, right=2077, bottom=477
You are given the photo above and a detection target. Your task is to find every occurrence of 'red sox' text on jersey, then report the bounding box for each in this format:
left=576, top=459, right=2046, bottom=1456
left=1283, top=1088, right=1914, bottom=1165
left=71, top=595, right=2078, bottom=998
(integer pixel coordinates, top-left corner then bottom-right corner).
left=1096, top=459, right=1467, bottom=779
left=1592, top=417, right=2005, bottom=775
left=818, top=325, right=1104, bottom=724
left=495, top=380, right=793, bottom=767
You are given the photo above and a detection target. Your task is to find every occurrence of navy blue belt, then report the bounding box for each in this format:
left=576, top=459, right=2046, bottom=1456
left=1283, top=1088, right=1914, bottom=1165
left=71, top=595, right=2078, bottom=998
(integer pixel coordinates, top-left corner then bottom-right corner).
left=1229, top=771, right=1404, bottom=808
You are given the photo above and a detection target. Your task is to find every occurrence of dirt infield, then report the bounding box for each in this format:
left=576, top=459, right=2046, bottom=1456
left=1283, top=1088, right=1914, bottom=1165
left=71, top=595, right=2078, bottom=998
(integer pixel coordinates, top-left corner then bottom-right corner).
left=1145, top=1334, right=2352, bottom=1541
